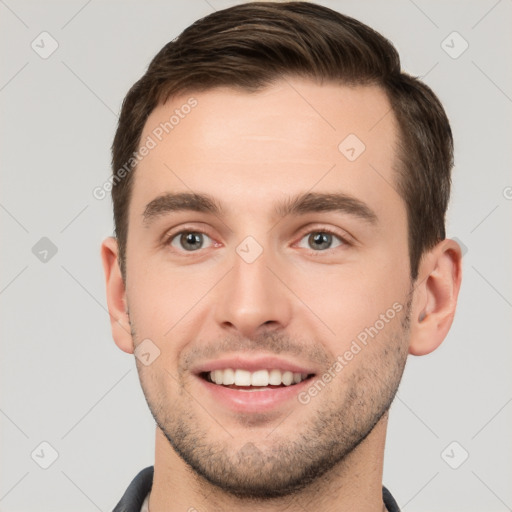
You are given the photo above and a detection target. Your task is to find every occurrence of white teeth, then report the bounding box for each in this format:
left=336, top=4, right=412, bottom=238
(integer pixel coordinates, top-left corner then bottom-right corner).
left=222, top=368, right=235, bottom=385
left=213, top=370, right=223, bottom=385
left=251, top=370, right=269, bottom=386
left=268, top=369, right=282, bottom=385
left=207, top=368, right=310, bottom=387
left=282, top=371, right=293, bottom=386
left=234, top=369, right=252, bottom=386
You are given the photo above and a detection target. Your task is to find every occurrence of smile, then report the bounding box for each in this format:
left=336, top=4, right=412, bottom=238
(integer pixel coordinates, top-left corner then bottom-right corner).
left=193, top=355, right=317, bottom=412
left=203, top=368, right=312, bottom=390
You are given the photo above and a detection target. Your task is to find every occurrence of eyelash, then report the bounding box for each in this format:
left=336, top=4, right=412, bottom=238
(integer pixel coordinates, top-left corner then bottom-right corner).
left=296, top=227, right=352, bottom=255
left=163, top=226, right=352, bottom=256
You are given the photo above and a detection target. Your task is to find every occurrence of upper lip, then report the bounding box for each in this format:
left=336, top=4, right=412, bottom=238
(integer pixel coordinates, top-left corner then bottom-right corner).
left=192, top=354, right=317, bottom=375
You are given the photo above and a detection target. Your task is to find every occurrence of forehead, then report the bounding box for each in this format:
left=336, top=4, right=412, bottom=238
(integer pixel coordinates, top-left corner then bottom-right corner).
left=131, top=78, right=401, bottom=222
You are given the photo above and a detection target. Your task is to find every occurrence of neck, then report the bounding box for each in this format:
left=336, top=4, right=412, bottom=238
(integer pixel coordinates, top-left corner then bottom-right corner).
left=149, top=412, right=389, bottom=512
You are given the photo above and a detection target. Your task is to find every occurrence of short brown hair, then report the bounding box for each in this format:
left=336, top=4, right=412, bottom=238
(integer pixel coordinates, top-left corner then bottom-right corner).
left=111, top=1, right=453, bottom=281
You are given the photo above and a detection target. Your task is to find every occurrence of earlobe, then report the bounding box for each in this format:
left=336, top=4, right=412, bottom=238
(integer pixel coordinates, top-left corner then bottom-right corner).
left=408, top=239, right=463, bottom=356
left=100, top=237, right=134, bottom=354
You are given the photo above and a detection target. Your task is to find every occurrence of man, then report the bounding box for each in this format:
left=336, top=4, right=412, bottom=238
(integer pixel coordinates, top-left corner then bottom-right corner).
left=101, top=2, right=462, bottom=511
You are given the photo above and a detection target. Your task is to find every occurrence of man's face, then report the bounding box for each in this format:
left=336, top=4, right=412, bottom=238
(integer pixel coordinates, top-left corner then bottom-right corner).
left=124, top=78, right=412, bottom=497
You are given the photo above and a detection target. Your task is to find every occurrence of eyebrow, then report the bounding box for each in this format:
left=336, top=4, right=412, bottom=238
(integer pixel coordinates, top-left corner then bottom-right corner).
left=274, top=191, right=378, bottom=224
left=143, top=192, right=225, bottom=226
left=142, top=191, right=378, bottom=226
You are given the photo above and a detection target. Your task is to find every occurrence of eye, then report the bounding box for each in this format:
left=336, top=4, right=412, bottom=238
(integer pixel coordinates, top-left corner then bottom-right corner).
left=168, top=231, right=214, bottom=252
left=296, top=230, right=347, bottom=251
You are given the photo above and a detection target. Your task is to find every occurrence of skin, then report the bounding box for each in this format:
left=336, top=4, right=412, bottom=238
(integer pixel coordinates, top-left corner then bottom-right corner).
left=101, top=78, right=462, bottom=511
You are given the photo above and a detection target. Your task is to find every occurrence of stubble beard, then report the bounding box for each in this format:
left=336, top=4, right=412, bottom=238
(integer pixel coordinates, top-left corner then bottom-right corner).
left=132, top=299, right=411, bottom=500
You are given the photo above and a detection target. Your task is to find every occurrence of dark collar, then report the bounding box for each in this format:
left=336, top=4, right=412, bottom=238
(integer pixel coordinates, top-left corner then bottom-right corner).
left=113, top=467, right=153, bottom=512
left=113, top=466, right=401, bottom=512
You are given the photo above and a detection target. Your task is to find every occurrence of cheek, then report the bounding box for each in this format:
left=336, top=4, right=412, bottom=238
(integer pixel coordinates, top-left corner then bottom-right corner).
left=294, top=260, right=408, bottom=349
left=126, top=265, right=204, bottom=341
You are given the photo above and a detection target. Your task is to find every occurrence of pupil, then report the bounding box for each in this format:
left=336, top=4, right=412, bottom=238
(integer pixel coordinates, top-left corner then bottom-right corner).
left=311, top=232, right=331, bottom=250
left=182, top=232, right=202, bottom=250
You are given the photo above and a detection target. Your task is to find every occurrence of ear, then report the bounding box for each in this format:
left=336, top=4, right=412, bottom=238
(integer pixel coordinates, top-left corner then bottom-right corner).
left=100, top=237, right=134, bottom=354
left=408, top=238, right=463, bottom=356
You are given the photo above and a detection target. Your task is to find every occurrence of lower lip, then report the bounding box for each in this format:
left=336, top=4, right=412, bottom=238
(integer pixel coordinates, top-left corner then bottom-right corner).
left=197, top=375, right=313, bottom=413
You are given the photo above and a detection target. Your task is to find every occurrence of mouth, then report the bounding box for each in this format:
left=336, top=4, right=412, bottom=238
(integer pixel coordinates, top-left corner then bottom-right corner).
left=200, top=368, right=315, bottom=391
left=195, top=365, right=317, bottom=413
left=192, top=355, right=318, bottom=413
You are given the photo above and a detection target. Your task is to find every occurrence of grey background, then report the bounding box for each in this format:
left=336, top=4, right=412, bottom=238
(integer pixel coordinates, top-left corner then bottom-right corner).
left=1, top=0, right=511, bottom=510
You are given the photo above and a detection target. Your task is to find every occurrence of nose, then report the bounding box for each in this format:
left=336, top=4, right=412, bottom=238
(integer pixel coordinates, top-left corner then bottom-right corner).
left=213, top=242, right=293, bottom=340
